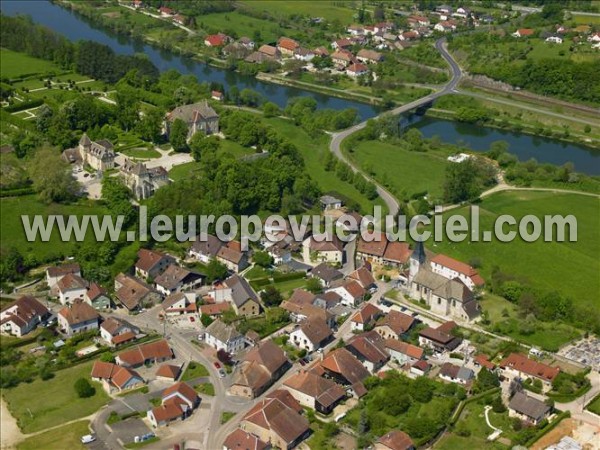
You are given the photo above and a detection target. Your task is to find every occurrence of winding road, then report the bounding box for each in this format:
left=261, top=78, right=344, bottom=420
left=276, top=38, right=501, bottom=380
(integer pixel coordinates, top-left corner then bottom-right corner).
left=329, top=38, right=462, bottom=216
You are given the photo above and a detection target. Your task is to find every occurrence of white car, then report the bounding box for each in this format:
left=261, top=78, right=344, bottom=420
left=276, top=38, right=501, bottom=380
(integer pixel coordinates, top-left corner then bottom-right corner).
left=81, top=434, right=96, bottom=444
left=218, top=369, right=226, bottom=378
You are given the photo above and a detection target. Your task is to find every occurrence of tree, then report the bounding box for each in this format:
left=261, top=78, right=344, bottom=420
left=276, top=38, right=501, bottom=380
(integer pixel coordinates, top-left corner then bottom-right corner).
left=205, top=259, right=228, bottom=283
left=169, top=118, right=189, bottom=152
left=443, top=159, right=480, bottom=204
left=100, top=352, right=115, bottom=363
left=475, top=367, right=500, bottom=392
left=262, top=102, right=280, bottom=118
left=306, top=277, right=323, bottom=294
left=260, top=286, right=283, bottom=307
left=200, top=313, right=214, bottom=327
left=28, top=146, right=78, bottom=203
left=412, top=376, right=435, bottom=402
left=189, top=134, right=220, bottom=162
left=253, top=251, right=273, bottom=268
left=137, top=107, right=164, bottom=142
left=74, top=377, right=95, bottom=398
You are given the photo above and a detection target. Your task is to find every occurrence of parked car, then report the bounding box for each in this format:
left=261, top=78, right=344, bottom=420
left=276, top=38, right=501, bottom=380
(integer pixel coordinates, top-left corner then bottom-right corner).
left=218, top=369, right=226, bottom=378
left=189, top=316, right=195, bottom=322
left=213, top=361, right=221, bottom=369
left=81, top=434, right=96, bottom=444
left=299, top=358, right=307, bottom=366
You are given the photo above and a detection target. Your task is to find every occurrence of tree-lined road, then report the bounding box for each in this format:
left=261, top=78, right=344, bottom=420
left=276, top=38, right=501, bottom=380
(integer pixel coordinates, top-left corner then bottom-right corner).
left=329, top=38, right=463, bottom=216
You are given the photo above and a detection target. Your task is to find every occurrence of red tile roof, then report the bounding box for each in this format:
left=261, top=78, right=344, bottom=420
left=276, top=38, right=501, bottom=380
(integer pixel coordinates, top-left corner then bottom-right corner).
left=383, top=241, right=412, bottom=264
left=205, top=33, right=227, bottom=46
left=151, top=402, right=183, bottom=422
left=58, top=299, right=100, bottom=325
left=351, top=303, right=381, bottom=324
left=499, top=353, right=560, bottom=382
left=377, top=430, right=414, bottom=450
left=384, top=339, right=424, bottom=360
left=117, top=339, right=172, bottom=366
left=162, top=381, right=199, bottom=404
left=277, top=37, right=299, bottom=51
left=375, top=310, right=416, bottom=335
left=135, top=248, right=169, bottom=272
left=156, top=364, right=181, bottom=380
left=357, top=231, right=387, bottom=257
left=474, top=354, right=496, bottom=370
left=223, top=429, right=269, bottom=450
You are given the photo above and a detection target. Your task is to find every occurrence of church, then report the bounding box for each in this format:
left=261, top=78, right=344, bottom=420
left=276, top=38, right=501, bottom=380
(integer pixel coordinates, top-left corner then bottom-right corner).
left=62, top=134, right=115, bottom=172
left=408, top=241, right=481, bottom=322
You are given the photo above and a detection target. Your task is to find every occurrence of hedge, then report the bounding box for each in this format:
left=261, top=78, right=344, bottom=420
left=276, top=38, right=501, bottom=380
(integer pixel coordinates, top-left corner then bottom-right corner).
left=448, top=387, right=501, bottom=425
left=4, top=98, right=44, bottom=113
left=547, top=383, right=592, bottom=403
left=524, top=411, right=571, bottom=448
left=0, top=187, right=35, bottom=198
left=272, top=271, right=306, bottom=282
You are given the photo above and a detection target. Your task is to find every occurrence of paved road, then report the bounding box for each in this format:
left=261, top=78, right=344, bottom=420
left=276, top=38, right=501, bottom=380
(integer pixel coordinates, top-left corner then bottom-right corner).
left=329, top=38, right=462, bottom=216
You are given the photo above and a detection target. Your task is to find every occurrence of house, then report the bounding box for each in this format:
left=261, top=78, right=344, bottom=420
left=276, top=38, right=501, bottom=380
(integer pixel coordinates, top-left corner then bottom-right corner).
left=211, top=90, right=224, bottom=101
left=289, top=317, right=333, bottom=352
left=58, top=299, right=100, bottom=336
left=453, top=7, right=471, bottom=19
left=546, top=35, right=563, bottom=44
left=135, top=249, right=175, bottom=279
left=347, top=24, right=364, bottom=35
left=204, top=319, right=246, bottom=354
left=211, top=274, right=261, bottom=317
left=384, top=339, right=424, bottom=366
left=56, top=273, right=88, bottom=305
left=240, top=390, right=309, bottom=450
left=283, top=370, right=346, bottom=414
left=132, top=0, right=142, bottom=9
left=230, top=340, right=290, bottom=398
left=320, top=195, right=342, bottom=210
left=265, top=239, right=292, bottom=265
left=277, top=37, right=300, bottom=56
left=382, top=242, right=412, bottom=267
left=223, top=429, right=270, bottom=450
left=309, top=263, right=343, bottom=287
left=331, top=38, right=352, bottom=50
left=161, top=292, right=197, bottom=317
left=116, top=339, right=174, bottom=368
left=199, top=302, right=231, bottom=319
left=588, top=31, right=600, bottom=42
left=313, top=46, right=330, bottom=57
left=375, top=430, right=415, bottom=450
left=156, top=364, right=181, bottom=381
left=356, top=231, right=387, bottom=264
left=346, top=331, right=389, bottom=373
left=281, top=298, right=335, bottom=328
left=0, top=296, right=49, bottom=337
left=172, top=14, right=186, bottom=25
left=499, top=353, right=560, bottom=391
left=399, top=31, right=419, bottom=41
left=512, top=28, right=535, bottom=38
left=350, top=303, right=382, bottom=331
left=429, top=254, right=484, bottom=290
left=410, top=271, right=480, bottom=321
left=418, top=321, right=461, bottom=353
left=120, top=159, right=169, bottom=200
left=473, top=354, right=496, bottom=371
left=439, top=363, right=474, bottom=385
left=410, top=360, right=431, bottom=376
left=347, top=266, right=376, bottom=290
left=46, top=263, right=81, bottom=289
left=408, top=15, right=430, bottom=27
left=216, top=241, right=249, bottom=273
left=114, top=273, right=161, bottom=311
left=294, top=48, right=315, bottom=61
left=238, top=37, right=255, bottom=49
left=374, top=310, right=416, bottom=340
left=331, top=50, right=354, bottom=67
left=303, top=233, right=344, bottom=264
left=347, top=63, right=369, bottom=77
left=508, top=391, right=551, bottom=425
left=257, top=44, right=281, bottom=60
left=166, top=100, right=219, bottom=139
left=100, top=317, right=139, bottom=346
left=61, top=134, right=115, bottom=172
left=204, top=33, right=229, bottom=47
left=91, top=361, right=144, bottom=394
left=314, top=291, right=342, bottom=311
left=154, top=265, right=204, bottom=296
left=84, top=283, right=110, bottom=310
left=189, top=234, right=226, bottom=263
left=326, top=280, right=365, bottom=307
left=148, top=381, right=200, bottom=427
left=158, top=6, right=173, bottom=16
left=318, top=348, right=370, bottom=396
left=434, top=21, right=456, bottom=33
left=356, top=49, right=383, bottom=64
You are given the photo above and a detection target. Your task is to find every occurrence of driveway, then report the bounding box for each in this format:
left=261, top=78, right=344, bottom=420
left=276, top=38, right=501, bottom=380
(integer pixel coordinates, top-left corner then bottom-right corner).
left=110, top=418, right=152, bottom=446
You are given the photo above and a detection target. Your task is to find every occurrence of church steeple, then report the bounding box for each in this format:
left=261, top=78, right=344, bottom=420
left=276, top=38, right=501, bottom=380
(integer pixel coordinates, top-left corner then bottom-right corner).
left=409, top=240, right=426, bottom=281
left=79, top=133, right=91, bottom=149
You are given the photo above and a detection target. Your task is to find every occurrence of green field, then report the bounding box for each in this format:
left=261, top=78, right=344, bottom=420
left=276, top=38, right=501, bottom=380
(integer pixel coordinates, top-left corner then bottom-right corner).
left=586, top=394, right=600, bottom=415
left=431, top=191, right=599, bottom=307
left=2, top=361, right=110, bottom=433
left=16, top=420, right=89, bottom=450
left=196, top=11, right=280, bottom=43
left=0, top=195, right=110, bottom=260
left=120, top=147, right=161, bottom=159
left=572, top=13, right=600, bottom=25
left=240, top=0, right=357, bottom=24
left=350, top=139, right=448, bottom=200
left=0, top=48, right=61, bottom=79
left=263, top=118, right=385, bottom=214
left=181, top=361, right=209, bottom=381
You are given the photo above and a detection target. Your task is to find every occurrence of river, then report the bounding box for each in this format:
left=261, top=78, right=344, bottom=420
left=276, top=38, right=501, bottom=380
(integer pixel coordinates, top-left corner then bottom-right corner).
left=2, top=0, right=599, bottom=175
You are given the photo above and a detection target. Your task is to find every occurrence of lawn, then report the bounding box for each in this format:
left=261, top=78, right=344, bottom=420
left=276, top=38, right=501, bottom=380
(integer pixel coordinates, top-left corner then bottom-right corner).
left=194, top=382, right=215, bottom=396
left=195, top=11, right=280, bottom=43
left=430, top=191, right=599, bottom=310
left=0, top=49, right=61, bottom=79
left=220, top=411, right=236, bottom=424
left=181, top=361, right=209, bottom=381
left=220, top=139, right=255, bottom=158
left=0, top=195, right=110, bottom=261
left=119, top=147, right=161, bottom=159
left=2, top=361, right=110, bottom=433
left=586, top=394, right=600, bottom=415
left=168, top=161, right=201, bottom=181
left=240, top=0, right=357, bottom=24
left=263, top=117, right=386, bottom=214
left=16, top=420, right=90, bottom=450
left=349, top=139, right=449, bottom=200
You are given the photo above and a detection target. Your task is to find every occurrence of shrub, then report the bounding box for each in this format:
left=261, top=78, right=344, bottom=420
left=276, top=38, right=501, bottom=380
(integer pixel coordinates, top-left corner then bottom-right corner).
left=74, top=377, right=95, bottom=398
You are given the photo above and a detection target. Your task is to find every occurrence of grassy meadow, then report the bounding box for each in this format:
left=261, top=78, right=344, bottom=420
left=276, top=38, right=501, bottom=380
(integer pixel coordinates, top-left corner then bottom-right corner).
left=240, top=0, right=357, bottom=24
left=0, top=48, right=62, bottom=79
left=16, top=420, right=89, bottom=450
